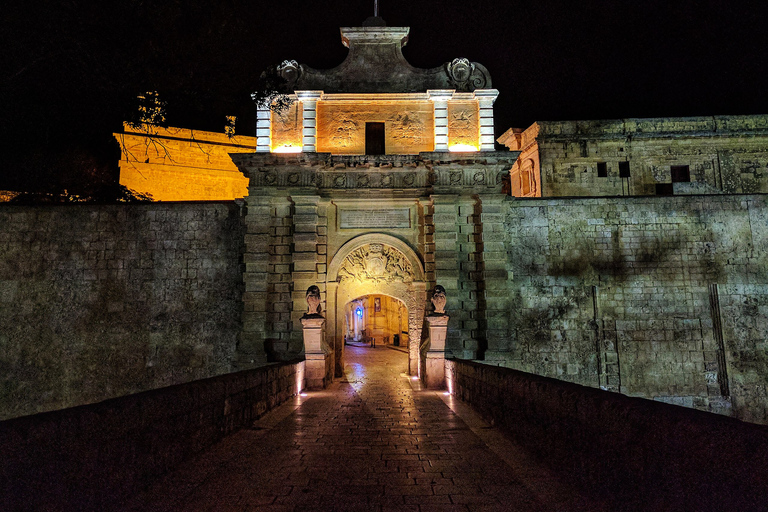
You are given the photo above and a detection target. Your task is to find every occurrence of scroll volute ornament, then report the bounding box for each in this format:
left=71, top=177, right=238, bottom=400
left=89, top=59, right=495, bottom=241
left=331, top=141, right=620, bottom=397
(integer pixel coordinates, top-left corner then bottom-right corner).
left=445, top=58, right=490, bottom=91
left=431, top=285, right=447, bottom=315
left=277, top=60, right=302, bottom=88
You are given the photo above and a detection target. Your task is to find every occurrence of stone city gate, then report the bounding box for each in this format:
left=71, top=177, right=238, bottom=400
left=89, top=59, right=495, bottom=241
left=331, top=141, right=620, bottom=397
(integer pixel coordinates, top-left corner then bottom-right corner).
left=231, top=151, right=518, bottom=388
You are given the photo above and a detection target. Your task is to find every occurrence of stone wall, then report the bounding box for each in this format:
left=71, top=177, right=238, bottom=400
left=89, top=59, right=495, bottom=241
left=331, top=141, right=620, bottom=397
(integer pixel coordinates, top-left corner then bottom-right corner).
left=0, top=202, right=245, bottom=420
left=0, top=360, right=304, bottom=512
left=446, top=359, right=768, bottom=511
left=499, top=115, right=768, bottom=198
left=496, top=194, right=768, bottom=423
left=115, top=123, right=252, bottom=201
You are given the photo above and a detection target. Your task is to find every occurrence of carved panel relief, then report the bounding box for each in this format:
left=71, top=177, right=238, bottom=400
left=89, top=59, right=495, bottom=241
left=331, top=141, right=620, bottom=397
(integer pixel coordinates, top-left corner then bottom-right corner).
left=270, top=99, right=302, bottom=150
left=447, top=101, right=480, bottom=149
left=317, top=101, right=434, bottom=154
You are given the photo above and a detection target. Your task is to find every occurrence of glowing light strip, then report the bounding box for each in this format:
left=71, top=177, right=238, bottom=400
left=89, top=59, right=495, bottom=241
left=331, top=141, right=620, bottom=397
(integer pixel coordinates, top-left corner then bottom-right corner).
left=272, top=145, right=302, bottom=153
left=448, top=144, right=479, bottom=152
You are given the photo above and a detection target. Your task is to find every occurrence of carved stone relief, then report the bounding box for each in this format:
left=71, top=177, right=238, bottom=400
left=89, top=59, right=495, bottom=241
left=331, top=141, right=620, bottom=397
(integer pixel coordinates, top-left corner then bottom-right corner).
left=337, top=243, right=414, bottom=284
left=447, top=101, right=479, bottom=148
left=388, top=113, right=426, bottom=147
left=271, top=100, right=301, bottom=148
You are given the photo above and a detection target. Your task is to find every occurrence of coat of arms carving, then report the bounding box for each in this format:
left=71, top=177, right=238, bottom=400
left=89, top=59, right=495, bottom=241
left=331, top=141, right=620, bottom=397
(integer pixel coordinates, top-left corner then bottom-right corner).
left=338, top=243, right=414, bottom=284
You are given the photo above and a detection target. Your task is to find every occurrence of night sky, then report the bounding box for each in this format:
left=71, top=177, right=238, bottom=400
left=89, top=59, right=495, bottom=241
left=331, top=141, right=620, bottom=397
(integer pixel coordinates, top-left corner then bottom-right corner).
left=3, top=0, right=768, bottom=192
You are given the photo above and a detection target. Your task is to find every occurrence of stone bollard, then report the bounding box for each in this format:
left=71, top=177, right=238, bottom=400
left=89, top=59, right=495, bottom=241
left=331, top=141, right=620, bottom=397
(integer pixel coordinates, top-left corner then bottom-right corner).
left=301, top=286, right=329, bottom=390
left=425, top=285, right=449, bottom=389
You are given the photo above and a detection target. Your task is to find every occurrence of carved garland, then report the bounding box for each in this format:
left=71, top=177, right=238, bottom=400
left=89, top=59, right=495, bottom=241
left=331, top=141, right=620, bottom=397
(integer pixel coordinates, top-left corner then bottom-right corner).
left=337, top=243, right=414, bottom=284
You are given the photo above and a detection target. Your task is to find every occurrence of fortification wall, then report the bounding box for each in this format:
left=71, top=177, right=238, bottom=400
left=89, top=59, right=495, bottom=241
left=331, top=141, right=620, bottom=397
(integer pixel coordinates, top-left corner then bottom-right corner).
left=498, top=194, right=768, bottom=423
left=0, top=202, right=245, bottom=420
left=115, top=123, right=253, bottom=201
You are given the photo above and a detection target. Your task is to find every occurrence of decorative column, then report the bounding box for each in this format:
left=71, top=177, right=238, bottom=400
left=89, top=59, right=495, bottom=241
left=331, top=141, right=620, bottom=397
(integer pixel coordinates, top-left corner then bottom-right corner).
left=297, top=91, right=323, bottom=152
left=474, top=89, right=499, bottom=151
left=428, top=90, right=454, bottom=151
left=425, top=285, right=449, bottom=389
left=301, top=286, right=330, bottom=390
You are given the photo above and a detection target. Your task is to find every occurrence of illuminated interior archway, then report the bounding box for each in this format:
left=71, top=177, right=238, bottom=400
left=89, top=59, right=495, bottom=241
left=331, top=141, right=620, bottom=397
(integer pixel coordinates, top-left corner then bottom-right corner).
left=327, top=234, right=427, bottom=377
left=344, top=294, right=409, bottom=348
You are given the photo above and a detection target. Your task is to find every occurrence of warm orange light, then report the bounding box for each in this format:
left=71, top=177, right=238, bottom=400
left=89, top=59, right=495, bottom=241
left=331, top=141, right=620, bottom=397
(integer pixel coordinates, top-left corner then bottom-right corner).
left=449, top=144, right=478, bottom=152
left=273, top=145, right=302, bottom=153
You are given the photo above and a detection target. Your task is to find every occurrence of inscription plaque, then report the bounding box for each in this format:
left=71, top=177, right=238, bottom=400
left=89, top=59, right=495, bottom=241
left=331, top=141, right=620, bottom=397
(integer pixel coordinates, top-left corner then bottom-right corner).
left=339, top=208, right=411, bottom=229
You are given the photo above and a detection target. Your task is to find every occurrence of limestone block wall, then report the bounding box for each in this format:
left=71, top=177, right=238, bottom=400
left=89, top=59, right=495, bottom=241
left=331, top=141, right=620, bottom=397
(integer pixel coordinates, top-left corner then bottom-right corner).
left=500, top=115, right=768, bottom=198
left=115, top=123, right=253, bottom=201
left=501, top=194, right=768, bottom=423
left=0, top=203, right=245, bottom=420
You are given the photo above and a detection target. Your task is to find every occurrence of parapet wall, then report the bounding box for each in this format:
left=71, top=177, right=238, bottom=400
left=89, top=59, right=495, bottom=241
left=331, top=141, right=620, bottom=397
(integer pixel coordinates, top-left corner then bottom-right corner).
left=0, top=360, right=304, bottom=512
left=0, top=202, right=246, bottom=420
left=446, top=359, right=768, bottom=511
left=498, top=194, right=768, bottom=423
left=115, top=123, right=253, bottom=200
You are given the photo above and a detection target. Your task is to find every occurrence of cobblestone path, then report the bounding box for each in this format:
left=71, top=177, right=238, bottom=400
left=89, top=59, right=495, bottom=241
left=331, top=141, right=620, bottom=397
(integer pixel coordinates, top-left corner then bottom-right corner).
left=121, top=346, right=594, bottom=511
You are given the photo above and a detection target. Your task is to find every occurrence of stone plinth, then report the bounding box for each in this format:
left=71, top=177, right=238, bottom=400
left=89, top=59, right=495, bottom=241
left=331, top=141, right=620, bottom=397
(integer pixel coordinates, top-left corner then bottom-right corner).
left=425, top=314, right=449, bottom=389
left=301, top=315, right=328, bottom=390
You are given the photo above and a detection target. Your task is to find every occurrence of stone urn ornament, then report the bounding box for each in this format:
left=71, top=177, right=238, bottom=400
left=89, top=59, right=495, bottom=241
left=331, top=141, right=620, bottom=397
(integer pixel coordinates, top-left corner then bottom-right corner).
left=304, top=285, right=323, bottom=318
left=431, top=285, right=447, bottom=315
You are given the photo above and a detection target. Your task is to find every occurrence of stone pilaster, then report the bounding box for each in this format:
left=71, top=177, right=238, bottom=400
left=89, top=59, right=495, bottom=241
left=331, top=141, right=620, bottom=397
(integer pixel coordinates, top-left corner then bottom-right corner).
left=256, top=106, right=271, bottom=152
left=478, top=194, right=512, bottom=360
left=428, top=90, right=453, bottom=151
left=431, top=195, right=463, bottom=354
left=297, top=91, right=323, bottom=152
left=290, top=196, right=327, bottom=361
left=474, top=89, right=499, bottom=151
left=238, top=195, right=277, bottom=368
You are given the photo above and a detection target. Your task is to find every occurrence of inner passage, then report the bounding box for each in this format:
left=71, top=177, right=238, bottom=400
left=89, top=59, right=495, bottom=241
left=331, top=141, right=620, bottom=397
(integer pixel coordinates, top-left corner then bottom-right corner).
left=344, top=294, right=408, bottom=347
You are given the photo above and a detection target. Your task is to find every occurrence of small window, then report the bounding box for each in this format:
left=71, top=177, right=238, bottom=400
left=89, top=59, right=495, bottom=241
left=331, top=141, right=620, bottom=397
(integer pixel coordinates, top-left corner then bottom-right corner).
left=671, top=165, right=690, bottom=183
left=619, top=161, right=630, bottom=178
left=579, top=141, right=588, bottom=158
left=365, top=122, right=385, bottom=155
left=597, top=162, right=608, bottom=177
left=656, top=183, right=673, bottom=196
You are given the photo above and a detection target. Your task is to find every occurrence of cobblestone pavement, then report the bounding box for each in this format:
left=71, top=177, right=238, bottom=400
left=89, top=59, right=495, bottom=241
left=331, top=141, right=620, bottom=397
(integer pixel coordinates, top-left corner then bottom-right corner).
left=121, top=346, right=597, bottom=511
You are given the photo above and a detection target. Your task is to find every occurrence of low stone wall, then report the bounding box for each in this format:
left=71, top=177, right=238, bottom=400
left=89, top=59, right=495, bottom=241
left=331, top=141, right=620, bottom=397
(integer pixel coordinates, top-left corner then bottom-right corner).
left=0, top=360, right=305, bottom=512
left=447, top=359, right=768, bottom=511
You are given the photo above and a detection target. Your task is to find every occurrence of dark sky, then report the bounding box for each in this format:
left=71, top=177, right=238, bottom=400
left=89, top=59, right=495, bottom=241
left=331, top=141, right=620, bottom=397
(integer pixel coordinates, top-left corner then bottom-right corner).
left=2, top=0, right=768, bottom=189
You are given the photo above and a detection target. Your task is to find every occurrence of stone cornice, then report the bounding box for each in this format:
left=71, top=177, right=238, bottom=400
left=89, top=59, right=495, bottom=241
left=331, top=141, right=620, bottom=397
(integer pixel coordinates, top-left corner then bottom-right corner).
left=230, top=151, right=519, bottom=196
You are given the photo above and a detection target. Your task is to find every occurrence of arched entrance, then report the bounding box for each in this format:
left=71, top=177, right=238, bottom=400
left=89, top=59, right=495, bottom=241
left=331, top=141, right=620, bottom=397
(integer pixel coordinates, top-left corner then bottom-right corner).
left=326, top=234, right=427, bottom=377
left=344, top=294, right=409, bottom=348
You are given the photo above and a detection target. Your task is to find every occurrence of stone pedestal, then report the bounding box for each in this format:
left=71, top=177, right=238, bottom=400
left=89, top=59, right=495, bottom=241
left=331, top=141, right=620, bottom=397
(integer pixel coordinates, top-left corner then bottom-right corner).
left=425, top=314, right=449, bottom=389
left=301, top=315, right=328, bottom=390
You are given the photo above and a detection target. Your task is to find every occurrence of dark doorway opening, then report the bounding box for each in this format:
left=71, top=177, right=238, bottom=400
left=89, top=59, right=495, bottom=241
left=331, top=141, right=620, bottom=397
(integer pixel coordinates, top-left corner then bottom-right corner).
left=365, top=122, right=385, bottom=155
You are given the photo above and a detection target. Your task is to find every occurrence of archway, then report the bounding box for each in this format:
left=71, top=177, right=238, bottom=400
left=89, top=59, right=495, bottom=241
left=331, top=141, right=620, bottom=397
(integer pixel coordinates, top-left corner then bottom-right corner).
left=326, top=234, right=427, bottom=377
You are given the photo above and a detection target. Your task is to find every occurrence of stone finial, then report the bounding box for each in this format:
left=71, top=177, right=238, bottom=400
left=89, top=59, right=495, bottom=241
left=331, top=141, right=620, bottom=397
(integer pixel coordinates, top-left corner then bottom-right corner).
left=431, top=285, right=447, bottom=315
left=305, top=285, right=322, bottom=317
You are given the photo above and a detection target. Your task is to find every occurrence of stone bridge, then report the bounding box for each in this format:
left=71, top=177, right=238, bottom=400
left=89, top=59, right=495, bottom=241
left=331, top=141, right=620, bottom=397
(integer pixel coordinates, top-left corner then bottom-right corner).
left=2, top=347, right=767, bottom=512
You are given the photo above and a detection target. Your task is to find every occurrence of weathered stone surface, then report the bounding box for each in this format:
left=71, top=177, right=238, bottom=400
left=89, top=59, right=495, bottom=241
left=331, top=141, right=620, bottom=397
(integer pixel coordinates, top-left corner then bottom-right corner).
left=501, top=194, right=768, bottom=423
left=0, top=202, right=246, bottom=420
left=499, top=115, right=768, bottom=198
left=447, top=358, right=768, bottom=512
